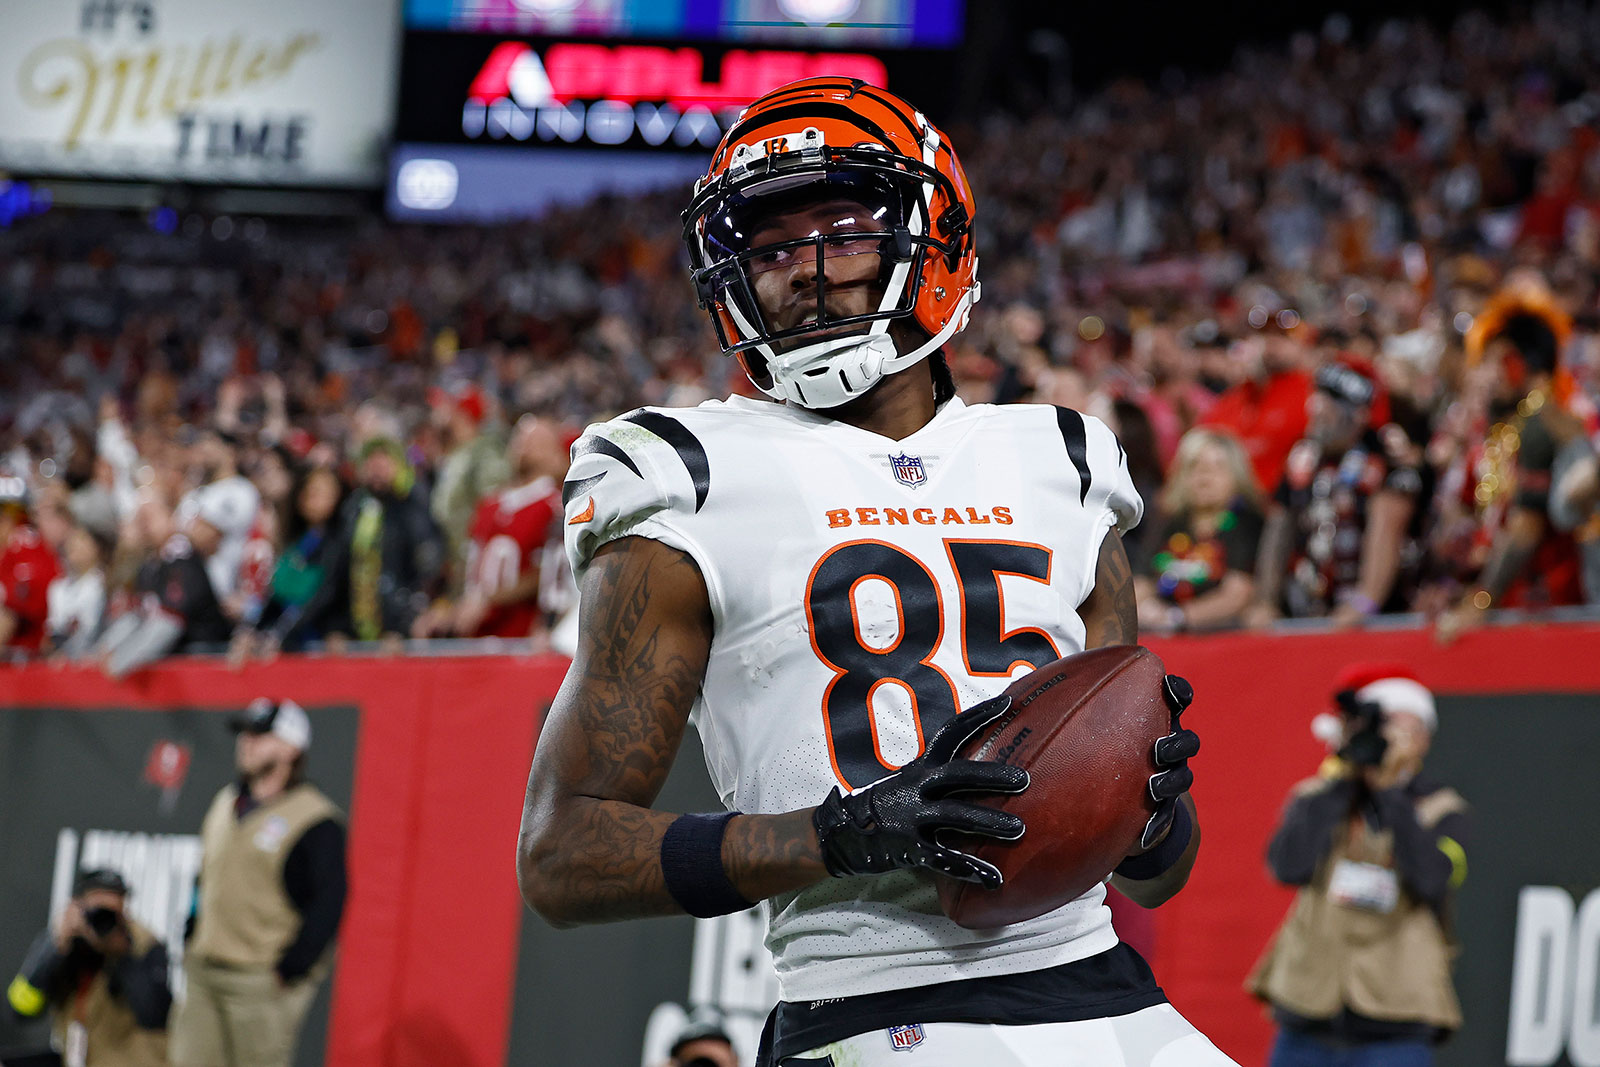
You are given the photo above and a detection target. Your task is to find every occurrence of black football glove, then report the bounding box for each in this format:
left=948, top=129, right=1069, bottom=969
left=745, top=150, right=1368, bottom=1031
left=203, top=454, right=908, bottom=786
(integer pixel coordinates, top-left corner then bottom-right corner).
left=813, top=693, right=1029, bottom=890
left=1139, top=674, right=1200, bottom=850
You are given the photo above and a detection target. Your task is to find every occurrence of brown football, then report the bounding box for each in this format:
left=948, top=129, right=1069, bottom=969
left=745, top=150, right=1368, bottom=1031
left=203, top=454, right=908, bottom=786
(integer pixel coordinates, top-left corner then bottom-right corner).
left=936, top=645, right=1171, bottom=930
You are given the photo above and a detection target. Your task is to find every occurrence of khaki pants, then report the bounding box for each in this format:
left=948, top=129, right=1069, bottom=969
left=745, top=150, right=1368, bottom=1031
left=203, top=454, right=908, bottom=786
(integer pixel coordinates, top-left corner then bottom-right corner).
left=169, top=959, right=320, bottom=1067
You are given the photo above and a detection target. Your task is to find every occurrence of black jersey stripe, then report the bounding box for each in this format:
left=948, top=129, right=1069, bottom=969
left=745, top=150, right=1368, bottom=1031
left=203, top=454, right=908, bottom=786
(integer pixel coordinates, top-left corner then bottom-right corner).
left=622, top=410, right=711, bottom=513
left=571, top=435, right=642, bottom=479
left=561, top=471, right=607, bottom=507
left=1054, top=406, right=1093, bottom=505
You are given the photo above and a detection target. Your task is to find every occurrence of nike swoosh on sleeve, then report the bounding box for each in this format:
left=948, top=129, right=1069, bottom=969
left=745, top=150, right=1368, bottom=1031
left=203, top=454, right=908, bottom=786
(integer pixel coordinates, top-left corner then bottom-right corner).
left=567, top=497, right=596, bottom=525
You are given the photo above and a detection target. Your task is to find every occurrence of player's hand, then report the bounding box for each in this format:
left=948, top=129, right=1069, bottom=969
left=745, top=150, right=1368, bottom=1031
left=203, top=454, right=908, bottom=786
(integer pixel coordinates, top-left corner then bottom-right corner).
left=813, top=694, right=1028, bottom=890
left=1138, top=675, right=1200, bottom=851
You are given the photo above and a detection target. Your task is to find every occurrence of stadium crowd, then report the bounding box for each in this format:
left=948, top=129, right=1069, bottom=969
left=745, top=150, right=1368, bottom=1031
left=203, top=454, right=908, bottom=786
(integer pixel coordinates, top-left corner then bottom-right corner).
left=3, top=5, right=1600, bottom=669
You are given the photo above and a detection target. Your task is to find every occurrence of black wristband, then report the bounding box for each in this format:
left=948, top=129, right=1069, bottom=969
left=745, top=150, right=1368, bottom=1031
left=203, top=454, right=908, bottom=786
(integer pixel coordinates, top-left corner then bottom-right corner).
left=1115, top=801, right=1194, bottom=881
left=660, top=812, right=755, bottom=918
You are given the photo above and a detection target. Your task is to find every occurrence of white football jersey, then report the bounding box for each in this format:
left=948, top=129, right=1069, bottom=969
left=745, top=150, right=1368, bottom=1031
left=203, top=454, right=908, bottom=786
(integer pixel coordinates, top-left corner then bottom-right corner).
left=176, top=475, right=261, bottom=602
left=562, top=395, right=1142, bottom=1001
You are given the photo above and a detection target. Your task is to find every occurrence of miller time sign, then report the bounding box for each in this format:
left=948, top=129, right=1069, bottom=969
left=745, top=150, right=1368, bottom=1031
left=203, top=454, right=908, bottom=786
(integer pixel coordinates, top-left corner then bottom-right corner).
left=0, top=0, right=400, bottom=185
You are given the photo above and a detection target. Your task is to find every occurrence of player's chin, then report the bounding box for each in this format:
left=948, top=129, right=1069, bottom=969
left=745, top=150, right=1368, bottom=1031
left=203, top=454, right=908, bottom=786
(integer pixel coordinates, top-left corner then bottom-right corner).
left=771, top=321, right=875, bottom=353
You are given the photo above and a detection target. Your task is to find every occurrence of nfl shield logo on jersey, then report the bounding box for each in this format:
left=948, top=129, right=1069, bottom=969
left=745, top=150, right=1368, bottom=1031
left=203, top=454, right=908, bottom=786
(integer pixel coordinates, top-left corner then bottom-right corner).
left=889, top=453, right=927, bottom=488
left=887, top=1023, right=925, bottom=1051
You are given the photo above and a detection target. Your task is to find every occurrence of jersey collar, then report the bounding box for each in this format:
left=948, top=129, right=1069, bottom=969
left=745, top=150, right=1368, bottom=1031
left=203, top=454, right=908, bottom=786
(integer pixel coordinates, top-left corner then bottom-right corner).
left=737, top=393, right=968, bottom=446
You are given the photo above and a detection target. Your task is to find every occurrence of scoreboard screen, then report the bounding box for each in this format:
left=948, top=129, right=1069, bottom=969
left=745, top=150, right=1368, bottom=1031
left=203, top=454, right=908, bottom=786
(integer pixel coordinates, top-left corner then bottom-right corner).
left=394, top=32, right=948, bottom=152
left=403, top=0, right=963, bottom=48
left=390, top=0, right=964, bottom=218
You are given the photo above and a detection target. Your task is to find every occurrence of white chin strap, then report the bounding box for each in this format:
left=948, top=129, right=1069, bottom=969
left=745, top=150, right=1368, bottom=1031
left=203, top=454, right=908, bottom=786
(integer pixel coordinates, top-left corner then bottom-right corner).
left=752, top=296, right=973, bottom=409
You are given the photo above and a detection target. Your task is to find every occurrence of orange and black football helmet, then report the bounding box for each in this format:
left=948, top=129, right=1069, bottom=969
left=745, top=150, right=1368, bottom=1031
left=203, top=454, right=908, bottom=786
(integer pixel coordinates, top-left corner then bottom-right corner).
left=682, top=78, right=980, bottom=409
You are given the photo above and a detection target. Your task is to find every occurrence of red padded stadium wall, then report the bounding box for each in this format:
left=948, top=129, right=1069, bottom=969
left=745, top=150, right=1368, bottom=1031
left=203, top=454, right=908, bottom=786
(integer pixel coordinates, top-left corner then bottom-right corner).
left=0, top=654, right=567, bottom=1067
left=1142, top=621, right=1600, bottom=1063
left=7, top=622, right=1600, bottom=1066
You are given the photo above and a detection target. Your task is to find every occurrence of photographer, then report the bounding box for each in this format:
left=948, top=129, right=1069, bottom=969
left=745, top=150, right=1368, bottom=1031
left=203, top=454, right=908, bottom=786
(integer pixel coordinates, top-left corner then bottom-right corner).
left=666, top=1017, right=739, bottom=1067
left=1248, top=666, right=1468, bottom=1066
left=5, top=869, right=171, bottom=1066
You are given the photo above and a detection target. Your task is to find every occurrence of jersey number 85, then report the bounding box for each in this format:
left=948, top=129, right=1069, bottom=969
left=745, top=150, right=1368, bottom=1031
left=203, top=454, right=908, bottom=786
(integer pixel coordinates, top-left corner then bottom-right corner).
left=805, top=539, right=1062, bottom=789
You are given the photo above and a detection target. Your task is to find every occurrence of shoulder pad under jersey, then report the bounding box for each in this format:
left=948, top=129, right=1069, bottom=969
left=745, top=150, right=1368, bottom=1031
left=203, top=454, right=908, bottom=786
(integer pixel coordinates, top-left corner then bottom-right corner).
left=561, top=408, right=713, bottom=580
left=1050, top=406, right=1144, bottom=533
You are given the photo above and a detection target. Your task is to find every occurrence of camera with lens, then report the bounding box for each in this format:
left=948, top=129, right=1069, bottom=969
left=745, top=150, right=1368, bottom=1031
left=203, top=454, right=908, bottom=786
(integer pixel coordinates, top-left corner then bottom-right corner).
left=84, top=907, right=123, bottom=938
left=1334, top=689, right=1388, bottom=768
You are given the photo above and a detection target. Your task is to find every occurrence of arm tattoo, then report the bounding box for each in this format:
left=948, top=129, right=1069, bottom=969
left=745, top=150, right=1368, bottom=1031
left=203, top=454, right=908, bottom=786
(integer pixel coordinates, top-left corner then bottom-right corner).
left=572, top=548, right=701, bottom=797
left=1084, top=530, right=1138, bottom=648
left=520, top=540, right=708, bottom=923
left=721, top=809, right=825, bottom=902
left=519, top=538, right=826, bottom=923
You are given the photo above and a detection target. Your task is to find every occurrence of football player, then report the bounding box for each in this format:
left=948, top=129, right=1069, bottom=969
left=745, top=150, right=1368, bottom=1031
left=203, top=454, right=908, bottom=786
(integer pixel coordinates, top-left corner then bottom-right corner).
left=518, top=79, right=1229, bottom=1066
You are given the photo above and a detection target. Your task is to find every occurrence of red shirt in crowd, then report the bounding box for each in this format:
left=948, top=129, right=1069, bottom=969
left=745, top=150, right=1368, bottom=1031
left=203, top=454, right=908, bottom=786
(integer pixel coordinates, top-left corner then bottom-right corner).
left=1200, top=371, right=1314, bottom=493
left=236, top=513, right=276, bottom=616
left=0, top=523, right=62, bottom=653
left=464, top=477, right=561, bottom=638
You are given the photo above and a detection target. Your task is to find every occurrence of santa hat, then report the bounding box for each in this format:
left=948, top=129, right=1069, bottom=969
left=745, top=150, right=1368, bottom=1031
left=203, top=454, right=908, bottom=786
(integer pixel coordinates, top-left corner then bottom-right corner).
left=1312, top=663, right=1437, bottom=745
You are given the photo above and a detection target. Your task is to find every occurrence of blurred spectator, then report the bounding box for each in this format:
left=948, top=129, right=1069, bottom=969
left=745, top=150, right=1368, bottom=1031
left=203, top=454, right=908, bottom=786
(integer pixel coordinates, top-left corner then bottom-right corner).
left=175, top=429, right=262, bottom=612
left=1249, top=667, right=1467, bottom=1064
left=64, top=429, right=120, bottom=547
left=95, top=499, right=232, bottom=677
left=6, top=867, right=172, bottom=1067
left=1439, top=289, right=1599, bottom=639
left=47, top=525, right=107, bottom=658
left=282, top=438, right=443, bottom=647
left=442, top=415, right=567, bottom=640
left=1198, top=312, right=1314, bottom=495
left=251, top=465, right=349, bottom=651
left=1252, top=361, right=1428, bottom=626
left=1135, top=429, right=1265, bottom=634
left=1110, top=399, right=1167, bottom=562
left=246, top=445, right=297, bottom=543
left=429, top=384, right=511, bottom=594
left=0, top=475, right=62, bottom=657
left=88, top=399, right=143, bottom=530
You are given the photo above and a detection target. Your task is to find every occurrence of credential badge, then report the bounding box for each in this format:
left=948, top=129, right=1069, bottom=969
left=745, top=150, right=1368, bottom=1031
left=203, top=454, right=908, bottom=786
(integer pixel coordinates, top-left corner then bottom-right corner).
left=890, top=453, right=927, bottom=488
left=254, top=815, right=291, bottom=853
left=887, top=1023, right=925, bottom=1051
